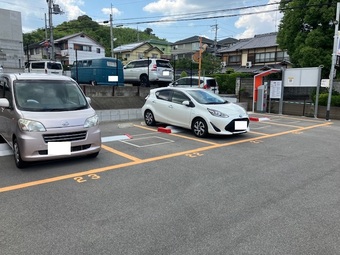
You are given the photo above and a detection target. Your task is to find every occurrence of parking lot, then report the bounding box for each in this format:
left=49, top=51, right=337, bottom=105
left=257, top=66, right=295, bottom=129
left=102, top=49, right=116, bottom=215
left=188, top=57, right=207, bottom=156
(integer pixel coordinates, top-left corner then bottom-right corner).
left=1, top=113, right=340, bottom=254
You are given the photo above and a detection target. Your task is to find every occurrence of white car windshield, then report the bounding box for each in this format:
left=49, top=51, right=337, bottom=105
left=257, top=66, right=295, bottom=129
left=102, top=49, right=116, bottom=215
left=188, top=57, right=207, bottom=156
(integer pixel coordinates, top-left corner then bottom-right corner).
left=186, top=90, right=227, bottom=104
left=14, top=80, right=88, bottom=111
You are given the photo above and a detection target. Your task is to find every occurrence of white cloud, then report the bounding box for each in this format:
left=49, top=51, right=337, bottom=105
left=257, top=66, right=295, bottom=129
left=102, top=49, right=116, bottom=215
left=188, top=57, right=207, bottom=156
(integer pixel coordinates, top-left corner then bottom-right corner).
left=101, top=7, right=121, bottom=17
left=143, top=0, right=200, bottom=15
left=57, top=0, right=86, bottom=20
left=234, top=0, right=282, bottom=39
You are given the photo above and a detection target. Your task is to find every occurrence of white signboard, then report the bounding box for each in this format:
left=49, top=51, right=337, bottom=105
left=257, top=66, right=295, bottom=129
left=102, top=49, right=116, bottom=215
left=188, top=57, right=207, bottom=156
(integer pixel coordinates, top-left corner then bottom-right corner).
left=270, top=80, right=282, bottom=99
left=321, top=79, right=330, bottom=88
left=284, top=67, right=320, bottom=87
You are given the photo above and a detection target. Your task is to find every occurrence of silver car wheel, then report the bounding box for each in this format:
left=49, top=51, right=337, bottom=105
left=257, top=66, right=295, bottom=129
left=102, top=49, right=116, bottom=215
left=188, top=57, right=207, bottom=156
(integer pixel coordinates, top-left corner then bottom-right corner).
left=192, top=118, right=208, bottom=138
left=144, top=110, right=155, bottom=126
left=13, top=138, right=26, bottom=168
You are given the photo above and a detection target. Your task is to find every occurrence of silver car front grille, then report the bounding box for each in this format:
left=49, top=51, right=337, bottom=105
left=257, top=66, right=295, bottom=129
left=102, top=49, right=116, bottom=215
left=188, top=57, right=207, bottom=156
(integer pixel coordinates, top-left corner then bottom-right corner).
left=43, top=131, right=87, bottom=143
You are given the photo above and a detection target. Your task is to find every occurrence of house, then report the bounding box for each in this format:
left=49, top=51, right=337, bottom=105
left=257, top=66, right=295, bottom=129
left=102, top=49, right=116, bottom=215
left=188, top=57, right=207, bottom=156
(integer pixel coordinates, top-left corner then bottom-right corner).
left=113, top=41, right=164, bottom=64
left=217, top=37, right=238, bottom=48
left=0, top=8, right=25, bottom=72
left=171, top=36, right=218, bottom=60
left=147, top=39, right=172, bottom=59
left=25, top=32, right=105, bottom=67
left=218, top=32, right=290, bottom=73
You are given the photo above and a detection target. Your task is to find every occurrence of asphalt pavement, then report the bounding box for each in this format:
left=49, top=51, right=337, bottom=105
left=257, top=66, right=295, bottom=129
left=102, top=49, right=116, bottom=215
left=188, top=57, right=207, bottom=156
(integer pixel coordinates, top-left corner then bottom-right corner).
left=1, top=114, right=340, bottom=255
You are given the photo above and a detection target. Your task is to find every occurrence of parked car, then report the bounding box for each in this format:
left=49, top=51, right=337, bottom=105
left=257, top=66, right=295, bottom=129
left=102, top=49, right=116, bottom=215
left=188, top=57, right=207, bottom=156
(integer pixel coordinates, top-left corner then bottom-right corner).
left=168, top=76, right=219, bottom=94
left=24, top=60, right=63, bottom=75
left=142, top=87, right=249, bottom=137
left=123, top=58, right=173, bottom=86
left=0, top=73, right=101, bottom=168
left=71, top=57, right=124, bottom=86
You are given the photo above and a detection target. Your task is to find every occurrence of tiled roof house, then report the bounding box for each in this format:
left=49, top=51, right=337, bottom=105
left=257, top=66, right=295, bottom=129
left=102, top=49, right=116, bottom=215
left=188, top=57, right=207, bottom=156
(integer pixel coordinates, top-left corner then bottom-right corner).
left=218, top=32, right=290, bottom=73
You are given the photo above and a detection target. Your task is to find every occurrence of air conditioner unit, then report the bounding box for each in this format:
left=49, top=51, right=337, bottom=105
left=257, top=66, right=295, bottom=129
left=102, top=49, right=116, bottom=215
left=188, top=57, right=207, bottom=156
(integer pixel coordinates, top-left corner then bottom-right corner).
left=246, top=61, right=252, bottom=68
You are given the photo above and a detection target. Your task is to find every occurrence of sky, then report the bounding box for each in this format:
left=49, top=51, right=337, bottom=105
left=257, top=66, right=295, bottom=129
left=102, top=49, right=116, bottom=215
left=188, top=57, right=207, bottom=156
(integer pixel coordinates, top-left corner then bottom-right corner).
left=0, top=0, right=283, bottom=43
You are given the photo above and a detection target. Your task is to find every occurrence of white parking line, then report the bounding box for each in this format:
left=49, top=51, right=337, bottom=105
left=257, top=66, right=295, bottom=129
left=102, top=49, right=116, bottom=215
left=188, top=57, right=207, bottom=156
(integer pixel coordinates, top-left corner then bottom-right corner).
left=0, top=144, right=13, bottom=156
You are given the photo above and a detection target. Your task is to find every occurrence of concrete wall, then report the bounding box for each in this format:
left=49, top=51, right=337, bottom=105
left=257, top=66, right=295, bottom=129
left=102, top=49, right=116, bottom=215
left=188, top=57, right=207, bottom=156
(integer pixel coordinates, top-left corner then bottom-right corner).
left=81, top=85, right=150, bottom=98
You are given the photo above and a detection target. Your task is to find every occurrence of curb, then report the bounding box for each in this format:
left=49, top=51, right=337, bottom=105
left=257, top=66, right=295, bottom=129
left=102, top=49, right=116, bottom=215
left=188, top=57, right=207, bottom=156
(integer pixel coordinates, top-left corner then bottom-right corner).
left=249, top=116, right=270, bottom=122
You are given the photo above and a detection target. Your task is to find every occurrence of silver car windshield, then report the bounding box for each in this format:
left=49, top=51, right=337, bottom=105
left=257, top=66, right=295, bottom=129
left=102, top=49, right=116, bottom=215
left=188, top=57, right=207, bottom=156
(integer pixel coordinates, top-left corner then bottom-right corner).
left=14, top=80, right=89, bottom=111
left=186, top=90, right=227, bottom=104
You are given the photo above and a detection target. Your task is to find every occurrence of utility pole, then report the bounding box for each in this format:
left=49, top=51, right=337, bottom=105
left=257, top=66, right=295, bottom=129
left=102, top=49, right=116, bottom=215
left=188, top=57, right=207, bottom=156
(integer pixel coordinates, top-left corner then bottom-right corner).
left=326, top=2, right=340, bottom=120
left=46, top=0, right=63, bottom=60
left=211, top=23, right=218, bottom=55
left=109, top=4, right=114, bottom=58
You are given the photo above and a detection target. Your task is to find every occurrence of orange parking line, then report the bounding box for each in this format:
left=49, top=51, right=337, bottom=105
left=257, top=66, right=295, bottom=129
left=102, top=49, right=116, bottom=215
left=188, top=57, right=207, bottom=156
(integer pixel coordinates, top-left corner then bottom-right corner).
left=0, top=121, right=332, bottom=193
left=101, top=144, right=142, bottom=162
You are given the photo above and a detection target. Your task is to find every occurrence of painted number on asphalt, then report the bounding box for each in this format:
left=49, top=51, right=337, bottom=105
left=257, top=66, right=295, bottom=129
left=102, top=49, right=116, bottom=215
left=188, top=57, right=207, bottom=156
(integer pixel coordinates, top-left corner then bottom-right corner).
left=74, top=174, right=101, bottom=183
left=186, top=152, right=204, bottom=158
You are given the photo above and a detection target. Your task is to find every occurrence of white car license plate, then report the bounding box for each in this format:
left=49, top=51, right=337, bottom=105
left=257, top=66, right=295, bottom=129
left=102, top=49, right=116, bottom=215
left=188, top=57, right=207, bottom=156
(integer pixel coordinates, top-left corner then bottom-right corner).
left=163, top=70, right=170, bottom=76
left=234, top=121, right=247, bottom=130
left=48, top=142, right=71, bottom=155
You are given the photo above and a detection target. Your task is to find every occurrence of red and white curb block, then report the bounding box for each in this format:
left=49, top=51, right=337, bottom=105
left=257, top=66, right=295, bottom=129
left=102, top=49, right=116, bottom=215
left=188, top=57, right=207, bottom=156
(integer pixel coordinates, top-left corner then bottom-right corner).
left=249, top=116, right=270, bottom=122
left=157, top=126, right=182, bottom=134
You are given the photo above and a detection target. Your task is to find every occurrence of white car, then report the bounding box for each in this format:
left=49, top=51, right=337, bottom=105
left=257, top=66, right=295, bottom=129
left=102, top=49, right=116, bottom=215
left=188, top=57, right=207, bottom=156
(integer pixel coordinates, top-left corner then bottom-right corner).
left=168, top=76, right=219, bottom=94
left=142, top=87, right=249, bottom=137
left=123, top=59, right=173, bottom=86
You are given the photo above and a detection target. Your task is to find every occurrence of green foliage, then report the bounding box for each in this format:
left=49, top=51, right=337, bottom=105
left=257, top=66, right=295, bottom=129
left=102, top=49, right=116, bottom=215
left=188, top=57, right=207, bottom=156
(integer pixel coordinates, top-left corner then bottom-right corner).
left=277, top=0, right=337, bottom=78
left=172, top=58, right=198, bottom=70
left=201, top=53, right=222, bottom=74
left=314, top=91, right=340, bottom=106
left=171, top=53, right=221, bottom=75
left=212, top=73, right=252, bottom=94
left=180, top=71, right=188, bottom=78
left=23, top=15, right=165, bottom=57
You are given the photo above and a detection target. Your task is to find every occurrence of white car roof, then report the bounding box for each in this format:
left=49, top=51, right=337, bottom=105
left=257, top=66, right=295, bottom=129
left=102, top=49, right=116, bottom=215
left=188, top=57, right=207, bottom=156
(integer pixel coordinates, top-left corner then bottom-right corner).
left=3, top=73, right=73, bottom=81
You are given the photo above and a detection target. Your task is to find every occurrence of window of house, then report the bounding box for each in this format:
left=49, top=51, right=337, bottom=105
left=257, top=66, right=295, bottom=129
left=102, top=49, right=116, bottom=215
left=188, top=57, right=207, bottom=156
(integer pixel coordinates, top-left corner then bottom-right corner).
left=276, top=51, right=289, bottom=61
left=152, top=53, right=158, bottom=58
left=255, top=52, right=276, bottom=63
left=137, top=52, right=144, bottom=59
left=229, top=55, right=241, bottom=64
left=125, top=53, right=130, bottom=58
left=74, top=44, right=92, bottom=52
left=96, top=48, right=101, bottom=53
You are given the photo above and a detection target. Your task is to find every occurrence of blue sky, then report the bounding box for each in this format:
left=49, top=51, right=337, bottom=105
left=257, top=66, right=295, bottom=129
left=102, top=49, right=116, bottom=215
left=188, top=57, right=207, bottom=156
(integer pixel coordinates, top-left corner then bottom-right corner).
left=0, top=0, right=282, bottom=43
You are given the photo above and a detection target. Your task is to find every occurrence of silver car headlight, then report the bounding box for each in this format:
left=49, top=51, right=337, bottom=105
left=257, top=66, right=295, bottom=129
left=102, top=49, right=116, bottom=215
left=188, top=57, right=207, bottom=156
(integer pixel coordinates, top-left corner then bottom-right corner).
left=207, top=108, right=229, bottom=118
left=18, top=119, right=46, bottom=132
left=84, top=114, right=99, bottom=128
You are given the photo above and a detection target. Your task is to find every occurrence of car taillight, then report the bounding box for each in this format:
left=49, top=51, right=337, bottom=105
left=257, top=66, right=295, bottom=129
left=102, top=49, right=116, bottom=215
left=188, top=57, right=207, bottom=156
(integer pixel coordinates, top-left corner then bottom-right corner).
left=203, top=84, right=210, bottom=89
left=151, top=64, right=157, bottom=71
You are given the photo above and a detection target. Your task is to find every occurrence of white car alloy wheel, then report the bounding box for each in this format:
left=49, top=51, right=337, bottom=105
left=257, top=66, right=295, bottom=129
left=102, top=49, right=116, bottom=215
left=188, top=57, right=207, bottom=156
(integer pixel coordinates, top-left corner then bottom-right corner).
left=144, top=110, right=156, bottom=126
left=192, top=118, right=208, bottom=138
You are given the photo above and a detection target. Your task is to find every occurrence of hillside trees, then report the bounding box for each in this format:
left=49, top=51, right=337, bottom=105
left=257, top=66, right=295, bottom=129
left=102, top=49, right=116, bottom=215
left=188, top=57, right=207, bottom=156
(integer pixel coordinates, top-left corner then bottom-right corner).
left=277, top=0, right=338, bottom=78
left=23, top=15, right=164, bottom=57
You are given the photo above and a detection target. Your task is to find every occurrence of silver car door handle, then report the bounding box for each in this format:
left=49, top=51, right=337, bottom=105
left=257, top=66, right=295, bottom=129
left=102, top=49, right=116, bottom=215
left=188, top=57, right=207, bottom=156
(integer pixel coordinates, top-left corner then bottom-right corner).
left=168, top=105, right=173, bottom=108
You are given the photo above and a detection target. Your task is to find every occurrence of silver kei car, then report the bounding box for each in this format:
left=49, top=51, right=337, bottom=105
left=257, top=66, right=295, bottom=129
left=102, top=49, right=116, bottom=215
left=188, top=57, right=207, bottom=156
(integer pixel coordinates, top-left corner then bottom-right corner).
left=0, top=73, right=101, bottom=168
left=142, top=87, right=249, bottom=138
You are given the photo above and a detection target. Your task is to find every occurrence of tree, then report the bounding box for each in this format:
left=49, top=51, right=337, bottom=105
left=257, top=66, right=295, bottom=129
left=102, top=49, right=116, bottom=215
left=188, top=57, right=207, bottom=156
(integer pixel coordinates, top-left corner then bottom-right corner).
left=277, top=0, right=337, bottom=78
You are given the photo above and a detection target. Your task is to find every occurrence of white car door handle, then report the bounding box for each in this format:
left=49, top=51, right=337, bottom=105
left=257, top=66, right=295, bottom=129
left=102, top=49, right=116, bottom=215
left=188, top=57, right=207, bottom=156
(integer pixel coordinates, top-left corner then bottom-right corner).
left=168, top=105, right=173, bottom=108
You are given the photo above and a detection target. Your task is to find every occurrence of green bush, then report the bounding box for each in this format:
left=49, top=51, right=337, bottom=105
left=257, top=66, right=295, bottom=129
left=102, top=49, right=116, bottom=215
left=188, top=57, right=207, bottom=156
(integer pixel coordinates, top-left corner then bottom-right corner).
left=212, top=73, right=251, bottom=94
left=180, top=71, right=187, bottom=78
left=315, top=93, right=340, bottom=106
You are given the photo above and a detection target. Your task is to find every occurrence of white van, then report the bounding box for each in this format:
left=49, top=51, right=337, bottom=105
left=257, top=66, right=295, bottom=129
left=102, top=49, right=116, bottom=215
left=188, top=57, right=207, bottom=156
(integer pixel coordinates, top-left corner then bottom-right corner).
left=25, top=61, right=63, bottom=75
left=0, top=73, right=101, bottom=168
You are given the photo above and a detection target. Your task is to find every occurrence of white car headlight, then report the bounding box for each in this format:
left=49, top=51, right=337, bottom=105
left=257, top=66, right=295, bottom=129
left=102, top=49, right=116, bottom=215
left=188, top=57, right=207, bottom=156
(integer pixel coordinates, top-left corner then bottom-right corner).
left=84, top=114, right=99, bottom=128
left=18, top=119, right=46, bottom=132
left=207, top=108, right=229, bottom=118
